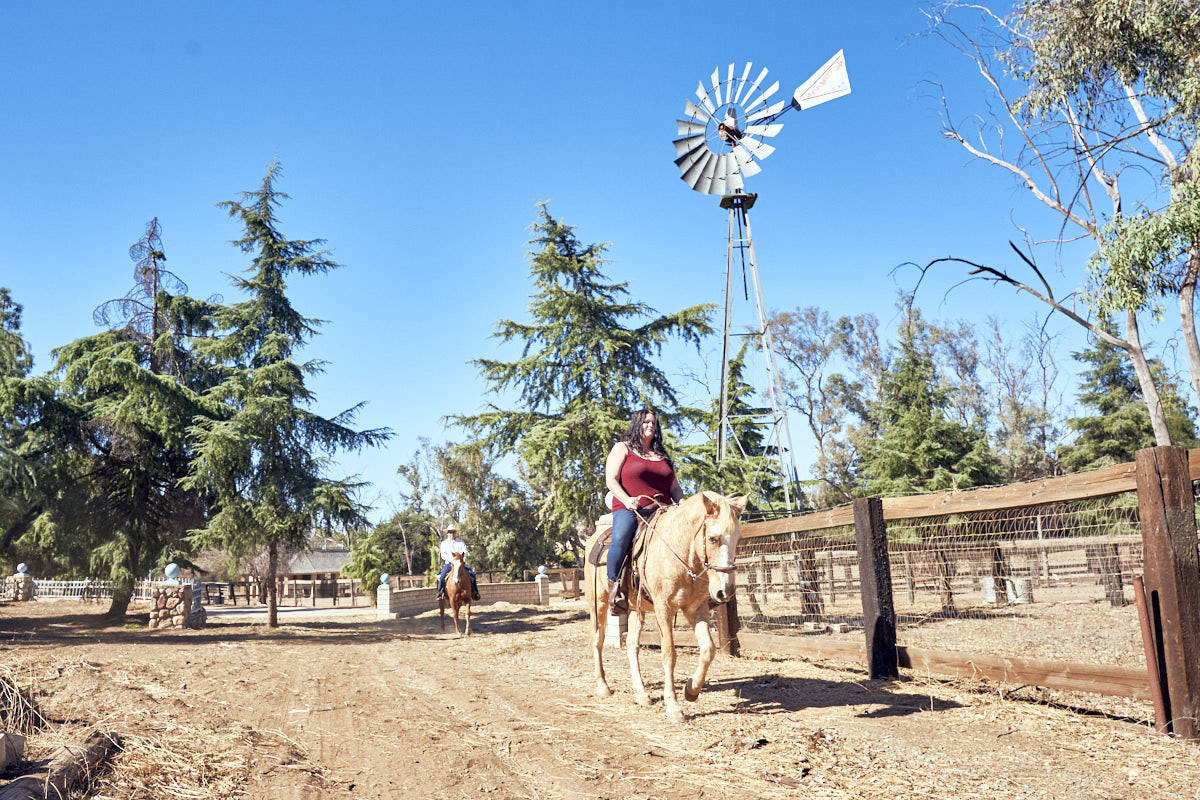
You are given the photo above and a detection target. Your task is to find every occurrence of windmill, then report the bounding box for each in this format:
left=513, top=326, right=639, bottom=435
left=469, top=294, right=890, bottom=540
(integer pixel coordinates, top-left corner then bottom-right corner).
left=672, top=52, right=851, bottom=511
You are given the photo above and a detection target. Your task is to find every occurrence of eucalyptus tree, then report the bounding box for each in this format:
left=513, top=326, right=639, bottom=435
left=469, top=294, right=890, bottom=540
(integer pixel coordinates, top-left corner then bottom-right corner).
left=454, top=204, right=712, bottom=555
left=982, top=317, right=1065, bottom=480
left=926, top=0, right=1200, bottom=443
left=770, top=308, right=880, bottom=506
left=184, top=162, right=390, bottom=627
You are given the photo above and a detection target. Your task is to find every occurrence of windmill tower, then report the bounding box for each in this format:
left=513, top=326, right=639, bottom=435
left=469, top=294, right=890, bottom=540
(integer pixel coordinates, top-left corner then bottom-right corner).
left=672, top=52, right=851, bottom=511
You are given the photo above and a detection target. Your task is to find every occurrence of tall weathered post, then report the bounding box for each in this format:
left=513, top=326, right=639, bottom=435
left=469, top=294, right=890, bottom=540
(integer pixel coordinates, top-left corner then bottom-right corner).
left=1134, top=446, right=1200, bottom=739
left=714, top=593, right=741, bottom=657
left=854, top=497, right=898, bottom=679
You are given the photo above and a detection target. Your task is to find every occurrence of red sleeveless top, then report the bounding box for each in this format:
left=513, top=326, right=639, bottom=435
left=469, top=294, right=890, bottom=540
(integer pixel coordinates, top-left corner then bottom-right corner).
left=613, top=448, right=675, bottom=511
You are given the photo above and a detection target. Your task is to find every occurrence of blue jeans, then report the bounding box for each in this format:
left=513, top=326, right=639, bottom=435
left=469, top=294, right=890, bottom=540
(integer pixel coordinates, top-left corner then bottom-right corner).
left=438, top=562, right=477, bottom=595
left=608, top=509, right=640, bottom=583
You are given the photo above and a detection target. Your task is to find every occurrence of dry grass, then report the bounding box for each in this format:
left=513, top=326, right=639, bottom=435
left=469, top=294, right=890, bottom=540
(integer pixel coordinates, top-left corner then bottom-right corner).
left=0, top=650, right=330, bottom=799
left=0, top=671, right=48, bottom=735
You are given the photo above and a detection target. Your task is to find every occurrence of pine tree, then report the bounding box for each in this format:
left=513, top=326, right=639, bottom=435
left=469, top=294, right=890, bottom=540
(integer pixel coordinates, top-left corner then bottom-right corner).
left=1059, top=322, right=1197, bottom=470
left=1, top=229, right=222, bottom=613
left=455, top=205, right=712, bottom=556
left=47, top=220, right=220, bottom=615
left=185, top=162, right=390, bottom=627
left=0, top=288, right=39, bottom=560
left=675, top=342, right=786, bottom=510
left=859, top=317, right=1000, bottom=495
left=0, top=289, right=32, bottom=380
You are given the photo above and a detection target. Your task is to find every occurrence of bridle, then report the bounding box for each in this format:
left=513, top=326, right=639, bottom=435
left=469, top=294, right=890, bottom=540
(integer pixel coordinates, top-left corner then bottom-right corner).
left=661, top=506, right=738, bottom=581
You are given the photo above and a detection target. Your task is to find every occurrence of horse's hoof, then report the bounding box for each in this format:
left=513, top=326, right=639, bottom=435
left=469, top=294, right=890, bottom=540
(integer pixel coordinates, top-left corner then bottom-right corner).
left=684, top=680, right=700, bottom=702
left=594, top=683, right=613, bottom=698
left=634, top=693, right=652, bottom=707
left=665, top=707, right=686, bottom=724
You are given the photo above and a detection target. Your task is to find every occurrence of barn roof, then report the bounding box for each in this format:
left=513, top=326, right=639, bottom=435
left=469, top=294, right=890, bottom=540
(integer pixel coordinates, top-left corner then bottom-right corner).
left=281, top=548, right=351, bottom=576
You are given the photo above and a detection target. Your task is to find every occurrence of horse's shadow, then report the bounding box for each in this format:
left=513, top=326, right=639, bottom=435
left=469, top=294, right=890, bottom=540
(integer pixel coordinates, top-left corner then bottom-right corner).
left=690, top=672, right=964, bottom=719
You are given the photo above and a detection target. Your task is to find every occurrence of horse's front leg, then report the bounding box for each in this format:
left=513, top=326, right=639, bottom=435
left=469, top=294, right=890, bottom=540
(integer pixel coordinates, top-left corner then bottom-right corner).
left=654, top=605, right=684, bottom=723
left=452, top=601, right=462, bottom=637
left=626, top=610, right=650, bottom=706
left=464, top=601, right=471, bottom=637
left=683, top=603, right=715, bottom=702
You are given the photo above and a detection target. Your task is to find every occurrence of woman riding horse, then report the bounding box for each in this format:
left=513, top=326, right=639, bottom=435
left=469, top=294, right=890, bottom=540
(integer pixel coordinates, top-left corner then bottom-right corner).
left=603, top=409, right=684, bottom=613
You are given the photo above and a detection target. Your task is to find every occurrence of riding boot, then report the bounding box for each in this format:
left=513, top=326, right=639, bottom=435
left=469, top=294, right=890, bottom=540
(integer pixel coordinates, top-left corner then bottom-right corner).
left=472, top=580, right=480, bottom=601
left=608, top=576, right=628, bottom=615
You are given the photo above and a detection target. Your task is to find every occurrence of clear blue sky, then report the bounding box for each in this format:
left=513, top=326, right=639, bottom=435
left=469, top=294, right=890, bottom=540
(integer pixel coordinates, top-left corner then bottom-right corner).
left=0, top=2, right=1153, bottom=517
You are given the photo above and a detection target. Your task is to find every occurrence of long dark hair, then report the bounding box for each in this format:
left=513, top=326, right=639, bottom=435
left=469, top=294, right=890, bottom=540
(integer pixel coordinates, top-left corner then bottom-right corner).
left=621, top=408, right=671, bottom=463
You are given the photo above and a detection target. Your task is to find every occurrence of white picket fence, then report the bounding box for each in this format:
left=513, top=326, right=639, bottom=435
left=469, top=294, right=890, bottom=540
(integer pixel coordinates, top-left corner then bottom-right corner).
left=32, top=579, right=162, bottom=601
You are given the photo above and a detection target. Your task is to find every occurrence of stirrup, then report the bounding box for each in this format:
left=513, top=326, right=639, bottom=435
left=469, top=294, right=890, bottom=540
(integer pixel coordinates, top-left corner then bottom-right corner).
left=608, top=582, right=628, bottom=615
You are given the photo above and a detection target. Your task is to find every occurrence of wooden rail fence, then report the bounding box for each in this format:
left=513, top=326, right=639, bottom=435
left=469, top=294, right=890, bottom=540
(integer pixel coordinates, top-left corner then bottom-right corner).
left=708, top=446, right=1200, bottom=737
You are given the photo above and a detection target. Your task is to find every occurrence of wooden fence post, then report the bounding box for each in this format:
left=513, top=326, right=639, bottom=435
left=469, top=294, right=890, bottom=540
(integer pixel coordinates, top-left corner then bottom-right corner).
left=714, top=593, right=741, bottom=657
left=1134, top=446, right=1200, bottom=739
left=854, top=497, right=898, bottom=679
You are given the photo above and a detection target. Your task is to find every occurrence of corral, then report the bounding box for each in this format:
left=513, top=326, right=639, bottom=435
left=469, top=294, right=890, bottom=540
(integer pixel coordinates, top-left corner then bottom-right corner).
left=2, top=448, right=1200, bottom=797
left=2, top=598, right=1200, bottom=800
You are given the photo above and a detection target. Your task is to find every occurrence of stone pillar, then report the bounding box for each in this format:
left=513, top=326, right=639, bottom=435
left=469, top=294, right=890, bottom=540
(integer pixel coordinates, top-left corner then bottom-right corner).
left=149, top=585, right=205, bottom=629
left=9, top=573, right=34, bottom=602
left=377, top=582, right=397, bottom=620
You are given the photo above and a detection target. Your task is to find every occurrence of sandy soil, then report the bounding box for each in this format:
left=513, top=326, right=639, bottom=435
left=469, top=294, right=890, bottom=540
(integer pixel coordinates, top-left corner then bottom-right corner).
left=2, top=598, right=1198, bottom=799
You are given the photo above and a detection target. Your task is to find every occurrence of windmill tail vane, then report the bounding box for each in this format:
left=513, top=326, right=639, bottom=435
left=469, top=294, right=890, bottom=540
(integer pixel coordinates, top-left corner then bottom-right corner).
left=672, top=50, right=850, bottom=196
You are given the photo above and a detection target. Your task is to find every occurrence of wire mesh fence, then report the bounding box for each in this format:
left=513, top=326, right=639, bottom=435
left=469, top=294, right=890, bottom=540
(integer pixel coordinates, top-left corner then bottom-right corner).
left=884, top=492, right=1145, bottom=669
left=734, top=524, right=863, bottom=635
left=733, top=490, right=1151, bottom=671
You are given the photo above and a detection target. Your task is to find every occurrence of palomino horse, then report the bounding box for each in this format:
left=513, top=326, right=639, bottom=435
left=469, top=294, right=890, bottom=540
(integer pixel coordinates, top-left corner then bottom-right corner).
left=439, top=553, right=472, bottom=636
left=583, top=491, right=747, bottom=723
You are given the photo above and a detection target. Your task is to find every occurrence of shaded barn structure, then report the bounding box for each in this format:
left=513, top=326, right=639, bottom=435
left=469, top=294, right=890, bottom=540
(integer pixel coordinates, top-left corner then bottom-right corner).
left=279, top=548, right=356, bottom=605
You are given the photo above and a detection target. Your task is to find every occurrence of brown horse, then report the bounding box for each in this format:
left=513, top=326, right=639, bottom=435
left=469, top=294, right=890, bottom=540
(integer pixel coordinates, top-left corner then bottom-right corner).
left=439, top=553, right=472, bottom=636
left=583, top=491, right=747, bottom=723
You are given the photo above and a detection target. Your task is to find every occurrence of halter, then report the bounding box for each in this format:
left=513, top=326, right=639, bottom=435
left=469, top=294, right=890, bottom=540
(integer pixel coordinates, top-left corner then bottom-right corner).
left=661, top=506, right=738, bottom=581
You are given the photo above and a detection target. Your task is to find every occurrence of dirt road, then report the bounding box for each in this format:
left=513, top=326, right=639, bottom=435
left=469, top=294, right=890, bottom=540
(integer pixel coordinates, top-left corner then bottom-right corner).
left=2, top=599, right=1198, bottom=799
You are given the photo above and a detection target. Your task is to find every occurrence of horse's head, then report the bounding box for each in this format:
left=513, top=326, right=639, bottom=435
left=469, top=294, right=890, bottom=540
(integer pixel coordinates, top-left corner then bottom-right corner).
left=696, top=491, right=748, bottom=604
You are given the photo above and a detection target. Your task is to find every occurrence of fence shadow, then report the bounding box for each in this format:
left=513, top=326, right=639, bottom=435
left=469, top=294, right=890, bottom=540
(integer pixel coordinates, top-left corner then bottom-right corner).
left=699, top=672, right=963, bottom=718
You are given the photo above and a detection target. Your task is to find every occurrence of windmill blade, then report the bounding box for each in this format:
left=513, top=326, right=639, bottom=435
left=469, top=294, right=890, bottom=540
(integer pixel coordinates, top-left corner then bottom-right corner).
left=676, top=119, right=706, bottom=136
left=682, top=151, right=714, bottom=188
left=696, top=153, right=720, bottom=194
left=739, top=137, right=776, bottom=161
left=740, top=67, right=768, bottom=110
left=733, top=144, right=763, bottom=177
left=733, top=62, right=753, bottom=104
left=695, top=81, right=716, bottom=114
left=792, top=49, right=851, bottom=110
left=709, top=68, right=721, bottom=104
left=746, top=99, right=785, bottom=123
left=675, top=143, right=708, bottom=173
left=745, top=80, right=780, bottom=113
left=684, top=99, right=712, bottom=122
left=726, top=166, right=744, bottom=193
left=710, top=155, right=729, bottom=196
left=672, top=133, right=706, bottom=156
left=744, top=123, right=784, bottom=138
left=723, top=63, right=734, bottom=104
